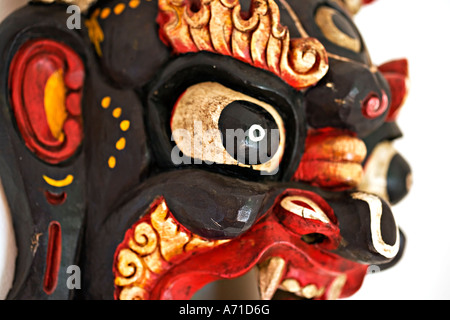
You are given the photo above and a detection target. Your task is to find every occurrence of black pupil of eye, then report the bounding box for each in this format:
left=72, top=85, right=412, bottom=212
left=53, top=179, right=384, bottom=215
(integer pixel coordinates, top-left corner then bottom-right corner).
left=219, top=100, right=279, bottom=166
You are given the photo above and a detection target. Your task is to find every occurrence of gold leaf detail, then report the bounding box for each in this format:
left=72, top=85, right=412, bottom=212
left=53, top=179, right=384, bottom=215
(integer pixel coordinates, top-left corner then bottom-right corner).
left=150, top=202, right=190, bottom=261
left=128, top=222, right=157, bottom=255
left=158, top=0, right=329, bottom=89
left=114, top=249, right=145, bottom=287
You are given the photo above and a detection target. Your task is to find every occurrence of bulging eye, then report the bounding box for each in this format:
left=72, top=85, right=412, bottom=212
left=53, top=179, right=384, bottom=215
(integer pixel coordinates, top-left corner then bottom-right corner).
left=170, top=82, right=285, bottom=174
left=315, top=6, right=361, bottom=53
left=219, top=100, right=279, bottom=166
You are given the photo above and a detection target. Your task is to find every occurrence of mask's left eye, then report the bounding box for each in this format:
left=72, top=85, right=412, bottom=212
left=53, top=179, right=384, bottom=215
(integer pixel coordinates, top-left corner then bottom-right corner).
left=170, top=82, right=285, bottom=175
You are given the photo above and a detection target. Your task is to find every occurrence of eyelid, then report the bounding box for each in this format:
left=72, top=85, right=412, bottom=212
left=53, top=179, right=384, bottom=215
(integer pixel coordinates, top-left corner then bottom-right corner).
left=170, top=82, right=286, bottom=174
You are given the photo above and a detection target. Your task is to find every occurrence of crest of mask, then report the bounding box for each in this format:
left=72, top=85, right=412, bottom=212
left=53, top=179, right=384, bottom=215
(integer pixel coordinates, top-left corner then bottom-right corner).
left=0, top=0, right=411, bottom=300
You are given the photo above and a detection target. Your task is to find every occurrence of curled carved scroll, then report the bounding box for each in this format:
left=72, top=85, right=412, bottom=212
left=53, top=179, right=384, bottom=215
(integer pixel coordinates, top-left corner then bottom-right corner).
left=157, top=0, right=329, bottom=89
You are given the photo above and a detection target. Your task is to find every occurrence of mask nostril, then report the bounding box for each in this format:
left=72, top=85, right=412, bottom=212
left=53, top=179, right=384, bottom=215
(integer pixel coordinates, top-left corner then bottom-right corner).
left=301, top=233, right=327, bottom=245
left=362, top=91, right=388, bottom=119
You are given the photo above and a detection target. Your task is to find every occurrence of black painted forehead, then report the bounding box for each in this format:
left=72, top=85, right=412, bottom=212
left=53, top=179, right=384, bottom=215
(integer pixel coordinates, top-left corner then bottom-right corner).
left=276, top=0, right=371, bottom=65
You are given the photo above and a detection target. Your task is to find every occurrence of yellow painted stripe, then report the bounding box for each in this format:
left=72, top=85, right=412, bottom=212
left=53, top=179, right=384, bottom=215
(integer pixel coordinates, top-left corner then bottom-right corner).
left=44, top=69, right=67, bottom=142
left=43, top=174, right=74, bottom=187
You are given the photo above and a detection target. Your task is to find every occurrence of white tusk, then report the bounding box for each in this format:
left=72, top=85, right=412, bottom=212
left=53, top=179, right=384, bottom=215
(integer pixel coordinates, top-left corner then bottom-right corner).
left=258, top=257, right=286, bottom=300
left=280, top=196, right=330, bottom=223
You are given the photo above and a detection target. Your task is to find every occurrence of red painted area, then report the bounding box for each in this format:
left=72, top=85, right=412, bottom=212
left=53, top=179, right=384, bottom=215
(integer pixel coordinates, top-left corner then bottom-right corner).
left=45, top=191, right=68, bottom=206
left=379, top=59, right=409, bottom=122
left=43, top=221, right=62, bottom=295
left=362, top=90, right=388, bottom=119
left=113, top=195, right=367, bottom=300
left=8, top=39, right=84, bottom=164
left=293, top=128, right=364, bottom=190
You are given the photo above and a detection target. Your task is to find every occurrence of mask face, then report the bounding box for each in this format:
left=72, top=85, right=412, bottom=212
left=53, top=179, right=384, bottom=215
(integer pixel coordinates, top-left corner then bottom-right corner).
left=0, top=0, right=411, bottom=300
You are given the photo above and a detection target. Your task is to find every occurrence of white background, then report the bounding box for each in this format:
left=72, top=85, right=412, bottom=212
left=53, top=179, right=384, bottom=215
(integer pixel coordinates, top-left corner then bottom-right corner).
left=1, top=0, right=450, bottom=300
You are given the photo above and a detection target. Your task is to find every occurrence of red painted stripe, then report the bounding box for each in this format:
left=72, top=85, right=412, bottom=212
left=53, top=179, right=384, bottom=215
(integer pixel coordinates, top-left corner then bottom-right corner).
left=43, top=221, right=62, bottom=295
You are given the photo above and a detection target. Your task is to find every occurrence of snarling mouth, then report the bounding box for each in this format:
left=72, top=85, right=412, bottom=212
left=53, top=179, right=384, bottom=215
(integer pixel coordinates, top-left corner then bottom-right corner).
left=113, top=196, right=368, bottom=300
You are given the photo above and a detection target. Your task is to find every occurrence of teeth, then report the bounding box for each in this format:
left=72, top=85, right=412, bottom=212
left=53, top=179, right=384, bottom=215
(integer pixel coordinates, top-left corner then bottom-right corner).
left=327, top=274, right=347, bottom=300
left=279, top=279, right=301, bottom=293
left=302, top=284, right=319, bottom=299
left=280, top=279, right=325, bottom=299
left=257, top=257, right=286, bottom=300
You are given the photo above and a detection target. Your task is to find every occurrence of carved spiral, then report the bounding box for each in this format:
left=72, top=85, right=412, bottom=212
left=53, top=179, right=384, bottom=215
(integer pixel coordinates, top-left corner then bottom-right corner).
left=288, top=38, right=328, bottom=75
left=128, top=222, right=158, bottom=255
left=158, top=0, right=329, bottom=89
left=114, top=249, right=145, bottom=287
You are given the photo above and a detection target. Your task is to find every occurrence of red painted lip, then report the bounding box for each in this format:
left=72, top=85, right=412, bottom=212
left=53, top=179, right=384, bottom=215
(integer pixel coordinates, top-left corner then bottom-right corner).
left=151, top=221, right=366, bottom=300
left=113, top=194, right=368, bottom=300
left=293, top=128, right=367, bottom=190
left=300, top=128, right=367, bottom=164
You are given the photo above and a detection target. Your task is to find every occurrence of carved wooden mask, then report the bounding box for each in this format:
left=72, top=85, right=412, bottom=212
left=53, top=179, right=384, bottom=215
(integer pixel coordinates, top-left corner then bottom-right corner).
left=0, top=0, right=411, bottom=300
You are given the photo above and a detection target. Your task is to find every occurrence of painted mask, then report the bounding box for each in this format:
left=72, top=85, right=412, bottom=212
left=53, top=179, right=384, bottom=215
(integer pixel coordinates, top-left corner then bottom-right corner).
left=0, top=0, right=411, bottom=300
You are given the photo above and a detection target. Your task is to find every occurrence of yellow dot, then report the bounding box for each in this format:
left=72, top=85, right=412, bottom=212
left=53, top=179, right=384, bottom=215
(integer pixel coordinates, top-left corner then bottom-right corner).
left=93, top=8, right=101, bottom=17
left=120, top=120, right=131, bottom=131
left=129, top=0, right=140, bottom=8
left=101, top=96, right=111, bottom=109
left=112, top=107, right=122, bottom=118
left=100, top=7, right=111, bottom=19
left=114, top=3, right=126, bottom=15
left=108, top=156, right=116, bottom=168
left=116, top=137, right=126, bottom=150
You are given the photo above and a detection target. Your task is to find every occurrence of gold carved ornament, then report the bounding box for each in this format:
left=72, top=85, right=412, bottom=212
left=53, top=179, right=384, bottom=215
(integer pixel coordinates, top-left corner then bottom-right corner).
left=113, top=199, right=229, bottom=300
left=157, top=0, right=329, bottom=90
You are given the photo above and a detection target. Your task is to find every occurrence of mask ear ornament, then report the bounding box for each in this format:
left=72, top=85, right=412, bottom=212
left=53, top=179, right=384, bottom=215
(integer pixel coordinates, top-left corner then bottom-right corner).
left=378, top=59, right=410, bottom=122
left=8, top=38, right=85, bottom=164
